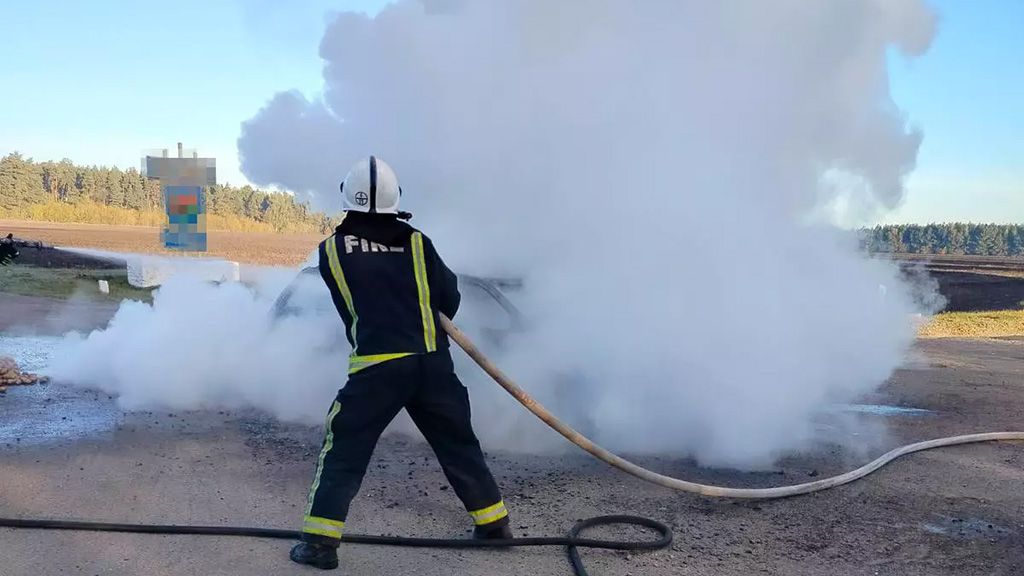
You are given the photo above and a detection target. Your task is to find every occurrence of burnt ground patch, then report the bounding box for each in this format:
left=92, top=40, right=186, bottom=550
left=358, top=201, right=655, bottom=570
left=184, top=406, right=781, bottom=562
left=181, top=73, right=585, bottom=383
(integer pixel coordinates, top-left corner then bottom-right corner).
left=929, top=271, right=1024, bottom=312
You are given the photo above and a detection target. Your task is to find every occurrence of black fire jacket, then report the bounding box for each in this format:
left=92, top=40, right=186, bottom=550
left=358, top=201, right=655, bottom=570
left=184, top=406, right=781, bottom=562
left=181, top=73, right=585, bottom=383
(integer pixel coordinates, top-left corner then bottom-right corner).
left=317, top=211, right=460, bottom=373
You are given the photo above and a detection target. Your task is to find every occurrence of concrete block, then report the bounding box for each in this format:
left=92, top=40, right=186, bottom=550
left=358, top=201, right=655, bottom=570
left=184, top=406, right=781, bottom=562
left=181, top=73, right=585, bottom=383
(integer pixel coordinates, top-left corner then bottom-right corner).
left=127, top=256, right=240, bottom=288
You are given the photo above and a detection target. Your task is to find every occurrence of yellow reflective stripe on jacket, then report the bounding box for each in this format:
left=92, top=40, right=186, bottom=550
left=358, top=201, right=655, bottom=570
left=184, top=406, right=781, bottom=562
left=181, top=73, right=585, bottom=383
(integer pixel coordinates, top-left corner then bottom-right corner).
left=325, top=235, right=358, bottom=353
left=305, top=401, right=342, bottom=515
left=302, top=515, right=345, bottom=539
left=410, top=232, right=437, bottom=352
left=468, top=500, right=509, bottom=526
left=348, top=353, right=414, bottom=374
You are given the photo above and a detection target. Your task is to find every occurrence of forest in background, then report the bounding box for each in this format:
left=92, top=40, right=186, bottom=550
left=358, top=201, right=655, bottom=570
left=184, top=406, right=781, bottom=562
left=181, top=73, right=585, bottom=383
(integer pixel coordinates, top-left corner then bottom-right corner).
left=3, top=153, right=1021, bottom=253
left=0, top=152, right=333, bottom=233
left=862, top=224, right=1024, bottom=256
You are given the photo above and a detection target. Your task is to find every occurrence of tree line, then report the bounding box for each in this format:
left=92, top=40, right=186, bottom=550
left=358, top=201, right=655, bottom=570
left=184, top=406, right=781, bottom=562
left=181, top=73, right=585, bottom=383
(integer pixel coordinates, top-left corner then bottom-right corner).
left=862, top=224, right=1024, bottom=257
left=5, top=153, right=1021, bottom=250
left=0, top=152, right=334, bottom=233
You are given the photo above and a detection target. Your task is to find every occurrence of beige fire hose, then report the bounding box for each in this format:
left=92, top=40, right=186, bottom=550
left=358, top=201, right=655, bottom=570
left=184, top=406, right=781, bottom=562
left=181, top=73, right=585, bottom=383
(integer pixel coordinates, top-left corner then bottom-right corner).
left=441, top=315, right=1024, bottom=499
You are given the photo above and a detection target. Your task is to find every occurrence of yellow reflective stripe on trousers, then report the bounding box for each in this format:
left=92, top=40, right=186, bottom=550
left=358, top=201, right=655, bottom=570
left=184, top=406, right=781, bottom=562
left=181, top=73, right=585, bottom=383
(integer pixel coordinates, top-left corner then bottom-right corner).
left=348, top=352, right=414, bottom=374
left=325, top=235, right=358, bottom=353
left=305, top=400, right=342, bottom=515
left=469, top=500, right=508, bottom=525
left=410, top=232, right=437, bottom=352
left=303, top=515, right=345, bottom=539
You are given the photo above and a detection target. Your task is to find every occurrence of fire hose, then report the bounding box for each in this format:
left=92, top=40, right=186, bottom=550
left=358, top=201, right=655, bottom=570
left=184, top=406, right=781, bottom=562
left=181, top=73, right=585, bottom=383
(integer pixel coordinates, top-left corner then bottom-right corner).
left=439, top=315, right=1024, bottom=499
left=2, top=315, right=1023, bottom=576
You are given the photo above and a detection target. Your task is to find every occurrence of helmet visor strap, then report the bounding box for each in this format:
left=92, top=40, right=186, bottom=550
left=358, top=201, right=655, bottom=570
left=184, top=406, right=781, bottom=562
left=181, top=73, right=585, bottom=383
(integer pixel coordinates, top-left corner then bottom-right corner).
left=368, top=155, right=378, bottom=213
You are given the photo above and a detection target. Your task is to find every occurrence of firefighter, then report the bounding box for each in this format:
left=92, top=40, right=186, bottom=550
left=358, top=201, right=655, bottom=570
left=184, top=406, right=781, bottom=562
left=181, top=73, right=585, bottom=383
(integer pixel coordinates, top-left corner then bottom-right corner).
left=290, top=157, right=512, bottom=570
left=0, top=234, right=18, bottom=266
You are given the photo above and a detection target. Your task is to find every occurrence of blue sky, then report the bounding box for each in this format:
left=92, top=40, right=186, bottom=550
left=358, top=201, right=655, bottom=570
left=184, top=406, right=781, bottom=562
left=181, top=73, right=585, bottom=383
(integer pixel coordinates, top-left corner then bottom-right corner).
left=885, top=0, right=1023, bottom=224
left=0, top=0, right=391, bottom=185
left=0, top=0, right=1020, bottom=224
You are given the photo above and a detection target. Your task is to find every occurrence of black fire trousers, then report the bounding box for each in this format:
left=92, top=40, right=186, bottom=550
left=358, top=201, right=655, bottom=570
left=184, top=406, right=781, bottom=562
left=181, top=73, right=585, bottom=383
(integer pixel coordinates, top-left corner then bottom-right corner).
left=301, top=351, right=509, bottom=546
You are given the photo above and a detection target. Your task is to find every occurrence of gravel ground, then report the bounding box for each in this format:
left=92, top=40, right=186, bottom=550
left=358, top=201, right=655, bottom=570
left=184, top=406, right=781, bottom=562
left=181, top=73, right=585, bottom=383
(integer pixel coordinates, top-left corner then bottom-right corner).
left=1, top=337, right=1023, bottom=576
left=0, top=293, right=119, bottom=336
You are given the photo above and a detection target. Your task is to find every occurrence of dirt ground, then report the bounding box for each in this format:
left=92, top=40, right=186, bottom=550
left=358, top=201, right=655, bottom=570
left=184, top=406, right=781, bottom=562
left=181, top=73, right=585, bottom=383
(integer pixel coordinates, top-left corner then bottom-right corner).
left=1, top=226, right=1022, bottom=575
left=0, top=220, right=323, bottom=266
left=1, top=332, right=1022, bottom=575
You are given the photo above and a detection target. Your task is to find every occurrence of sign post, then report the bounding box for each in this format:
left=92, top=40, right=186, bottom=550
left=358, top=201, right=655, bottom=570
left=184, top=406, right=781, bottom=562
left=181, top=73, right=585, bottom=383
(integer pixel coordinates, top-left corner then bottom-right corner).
left=143, top=143, right=216, bottom=252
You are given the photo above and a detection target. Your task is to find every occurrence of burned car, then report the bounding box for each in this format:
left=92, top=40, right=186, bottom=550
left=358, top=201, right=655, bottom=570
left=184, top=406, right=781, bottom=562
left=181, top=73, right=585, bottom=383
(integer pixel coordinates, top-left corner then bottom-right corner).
left=271, top=263, right=524, bottom=350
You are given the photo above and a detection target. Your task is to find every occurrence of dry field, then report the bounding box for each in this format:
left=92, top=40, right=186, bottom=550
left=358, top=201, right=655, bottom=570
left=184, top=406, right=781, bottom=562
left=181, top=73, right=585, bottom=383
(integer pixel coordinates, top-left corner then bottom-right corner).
left=0, top=220, right=323, bottom=267
left=921, top=310, right=1024, bottom=339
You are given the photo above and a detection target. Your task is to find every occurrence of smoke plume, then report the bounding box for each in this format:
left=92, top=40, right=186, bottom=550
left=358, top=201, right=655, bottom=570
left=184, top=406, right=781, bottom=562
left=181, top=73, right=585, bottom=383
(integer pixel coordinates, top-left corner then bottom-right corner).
left=50, top=273, right=348, bottom=422
left=57, top=0, right=939, bottom=469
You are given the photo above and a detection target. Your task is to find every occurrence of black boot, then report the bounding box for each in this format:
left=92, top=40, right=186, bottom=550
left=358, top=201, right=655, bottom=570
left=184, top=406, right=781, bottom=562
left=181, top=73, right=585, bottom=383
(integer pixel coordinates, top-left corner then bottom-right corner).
left=473, top=521, right=515, bottom=541
left=290, top=541, right=339, bottom=570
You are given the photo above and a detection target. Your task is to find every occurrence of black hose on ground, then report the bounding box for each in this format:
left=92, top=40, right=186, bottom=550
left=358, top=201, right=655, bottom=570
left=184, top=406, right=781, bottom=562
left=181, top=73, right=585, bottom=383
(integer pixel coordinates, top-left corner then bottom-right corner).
left=0, top=514, right=672, bottom=576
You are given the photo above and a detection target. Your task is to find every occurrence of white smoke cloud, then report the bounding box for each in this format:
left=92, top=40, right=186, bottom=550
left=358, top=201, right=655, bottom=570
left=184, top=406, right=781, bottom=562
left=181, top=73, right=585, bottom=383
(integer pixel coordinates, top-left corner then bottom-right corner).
left=49, top=274, right=348, bottom=422
left=56, top=0, right=939, bottom=469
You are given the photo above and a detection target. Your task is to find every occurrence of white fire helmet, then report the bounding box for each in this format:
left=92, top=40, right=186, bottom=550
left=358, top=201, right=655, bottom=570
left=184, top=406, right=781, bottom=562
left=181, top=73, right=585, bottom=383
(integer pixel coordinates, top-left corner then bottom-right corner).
left=340, top=156, right=401, bottom=214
